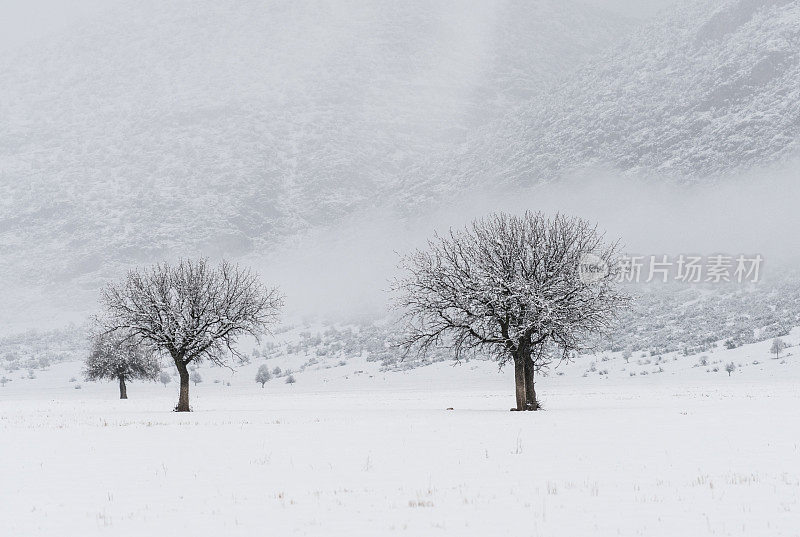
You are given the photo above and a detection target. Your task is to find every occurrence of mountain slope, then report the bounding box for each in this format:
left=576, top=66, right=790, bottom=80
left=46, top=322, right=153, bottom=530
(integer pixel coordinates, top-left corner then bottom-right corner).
left=431, top=0, right=800, bottom=192
left=0, top=0, right=632, bottom=321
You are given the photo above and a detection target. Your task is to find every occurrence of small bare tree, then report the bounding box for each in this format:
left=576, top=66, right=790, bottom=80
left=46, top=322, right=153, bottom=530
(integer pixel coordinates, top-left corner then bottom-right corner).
left=725, top=362, right=736, bottom=376
left=159, top=372, right=172, bottom=387
left=770, top=338, right=787, bottom=359
left=99, top=259, right=283, bottom=411
left=256, top=364, right=271, bottom=387
left=190, top=370, right=203, bottom=386
left=394, top=212, right=627, bottom=410
left=83, top=332, right=160, bottom=399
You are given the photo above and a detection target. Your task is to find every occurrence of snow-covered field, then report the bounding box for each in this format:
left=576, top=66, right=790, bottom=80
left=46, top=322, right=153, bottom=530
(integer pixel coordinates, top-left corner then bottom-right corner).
left=3, top=340, right=800, bottom=536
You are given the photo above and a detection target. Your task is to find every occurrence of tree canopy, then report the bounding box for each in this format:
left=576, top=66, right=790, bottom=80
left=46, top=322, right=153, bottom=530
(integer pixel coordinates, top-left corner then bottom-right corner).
left=394, top=211, right=627, bottom=410
left=98, top=258, right=283, bottom=411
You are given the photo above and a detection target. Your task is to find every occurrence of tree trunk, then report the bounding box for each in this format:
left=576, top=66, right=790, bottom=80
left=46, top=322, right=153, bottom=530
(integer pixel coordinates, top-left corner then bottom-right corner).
left=523, top=354, right=540, bottom=410
left=118, top=376, right=128, bottom=399
left=513, top=358, right=526, bottom=411
left=175, top=361, right=191, bottom=412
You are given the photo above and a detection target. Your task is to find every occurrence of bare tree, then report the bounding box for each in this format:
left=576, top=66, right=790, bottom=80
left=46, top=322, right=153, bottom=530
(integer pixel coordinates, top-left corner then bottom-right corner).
left=83, top=332, right=160, bottom=399
left=98, top=259, right=283, bottom=411
left=622, top=349, right=632, bottom=364
left=256, top=364, right=271, bottom=387
left=159, top=372, right=172, bottom=387
left=190, top=370, right=203, bottom=386
left=393, top=212, right=627, bottom=411
left=725, top=362, right=736, bottom=376
left=770, top=338, right=787, bottom=359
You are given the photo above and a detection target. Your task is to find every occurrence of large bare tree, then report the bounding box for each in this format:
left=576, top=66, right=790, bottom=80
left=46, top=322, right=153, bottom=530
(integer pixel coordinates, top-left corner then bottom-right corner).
left=99, top=259, right=283, bottom=411
left=393, top=212, right=627, bottom=411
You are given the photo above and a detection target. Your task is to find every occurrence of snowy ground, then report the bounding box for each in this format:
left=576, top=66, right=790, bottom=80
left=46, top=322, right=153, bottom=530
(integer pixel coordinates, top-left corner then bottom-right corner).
left=2, top=337, right=800, bottom=536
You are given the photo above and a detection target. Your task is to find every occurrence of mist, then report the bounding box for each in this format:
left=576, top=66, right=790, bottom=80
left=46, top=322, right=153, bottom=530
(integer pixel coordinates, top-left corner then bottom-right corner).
left=0, top=0, right=795, bottom=332
left=0, top=0, right=119, bottom=51
left=254, top=159, right=800, bottom=321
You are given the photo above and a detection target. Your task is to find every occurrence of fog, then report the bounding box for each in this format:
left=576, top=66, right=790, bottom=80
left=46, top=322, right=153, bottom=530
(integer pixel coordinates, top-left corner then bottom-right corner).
left=5, top=160, right=792, bottom=333
left=0, top=0, right=119, bottom=51
left=256, top=159, right=800, bottom=321
left=0, top=0, right=676, bottom=53
left=0, top=0, right=793, bottom=332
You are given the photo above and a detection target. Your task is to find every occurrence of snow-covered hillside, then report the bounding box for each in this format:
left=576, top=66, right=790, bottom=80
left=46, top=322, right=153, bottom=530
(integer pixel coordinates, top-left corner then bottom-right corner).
left=3, top=0, right=798, bottom=330
left=0, top=0, right=631, bottom=317
left=6, top=270, right=797, bottom=377
left=3, top=316, right=797, bottom=395
left=433, top=0, right=800, bottom=192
